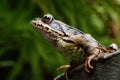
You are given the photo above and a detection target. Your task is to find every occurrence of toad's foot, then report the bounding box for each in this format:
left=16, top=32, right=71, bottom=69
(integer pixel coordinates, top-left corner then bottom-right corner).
left=84, top=53, right=102, bottom=73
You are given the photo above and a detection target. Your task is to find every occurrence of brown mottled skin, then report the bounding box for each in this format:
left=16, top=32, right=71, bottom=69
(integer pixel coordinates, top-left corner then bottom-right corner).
left=30, top=14, right=118, bottom=73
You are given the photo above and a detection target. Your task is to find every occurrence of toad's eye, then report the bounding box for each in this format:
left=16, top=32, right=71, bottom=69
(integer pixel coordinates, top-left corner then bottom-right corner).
left=42, top=14, right=53, bottom=24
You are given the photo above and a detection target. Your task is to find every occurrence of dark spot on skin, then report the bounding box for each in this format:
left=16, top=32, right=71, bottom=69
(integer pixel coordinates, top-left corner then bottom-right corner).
left=83, top=52, right=86, bottom=58
left=73, top=31, right=78, bottom=35
left=84, top=45, right=90, bottom=53
left=64, top=34, right=69, bottom=37
left=52, top=39, right=58, bottom=47
left=54, top=31, right=63, bottom=36
left=54, top=31, right=58, bottom=34
left=62, top=32, right=67, bottom=36
left=58, top=33, right=63, bottom=36
left=40, top=24, right=42, bottom=26
left=41, top=24, right=44, bottom=27
left=44, top=27, right=49, bottom=30
left=81, top=36, right=84, bottom=38
left=80, top=50, right=84, bottom=54
left=79, top=31, right=84, bottom=34
left=86, top=40, right=90, bottom=42
left=67, top=28, right=70, bottom=30
left=62, top=39, right=75, bottom=44
left=53, top=39, right=57, bottom=42
left=37, top=24, right=40, bottom=27
left=33, top=23, right=36, bottom=25
left=48, top=31, right=51, bottom=34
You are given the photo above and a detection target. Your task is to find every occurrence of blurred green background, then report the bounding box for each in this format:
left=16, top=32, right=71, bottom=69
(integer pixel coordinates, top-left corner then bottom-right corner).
left=0, top=0, right=120, bottom=80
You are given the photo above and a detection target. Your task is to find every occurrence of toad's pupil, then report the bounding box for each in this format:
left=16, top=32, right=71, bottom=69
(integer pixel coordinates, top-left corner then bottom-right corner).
left=43, top=16, right=50, bottom=20
left=42, top=15, right=52, bottom=24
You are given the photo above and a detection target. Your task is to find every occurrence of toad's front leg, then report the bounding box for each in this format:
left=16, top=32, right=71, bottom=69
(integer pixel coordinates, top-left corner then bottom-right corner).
left=84, top=53, right=102, bottom=73
left=84, top=44, right=119, bottom=73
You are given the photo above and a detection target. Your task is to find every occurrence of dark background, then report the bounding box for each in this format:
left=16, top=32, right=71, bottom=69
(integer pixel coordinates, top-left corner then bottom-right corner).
left=0, top=0, right=120, bottom=80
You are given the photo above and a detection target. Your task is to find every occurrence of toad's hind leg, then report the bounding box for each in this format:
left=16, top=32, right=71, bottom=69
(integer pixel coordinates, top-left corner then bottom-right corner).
left=56, top=65, right=70, bottom=80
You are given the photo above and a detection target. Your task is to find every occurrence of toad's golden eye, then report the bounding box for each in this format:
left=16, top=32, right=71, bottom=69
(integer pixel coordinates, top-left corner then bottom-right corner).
left=42, top=14, right=53, bottom=24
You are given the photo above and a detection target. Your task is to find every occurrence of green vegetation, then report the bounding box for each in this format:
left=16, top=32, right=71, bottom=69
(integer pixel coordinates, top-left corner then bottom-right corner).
left=0, top=0, right=120, bottom=80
